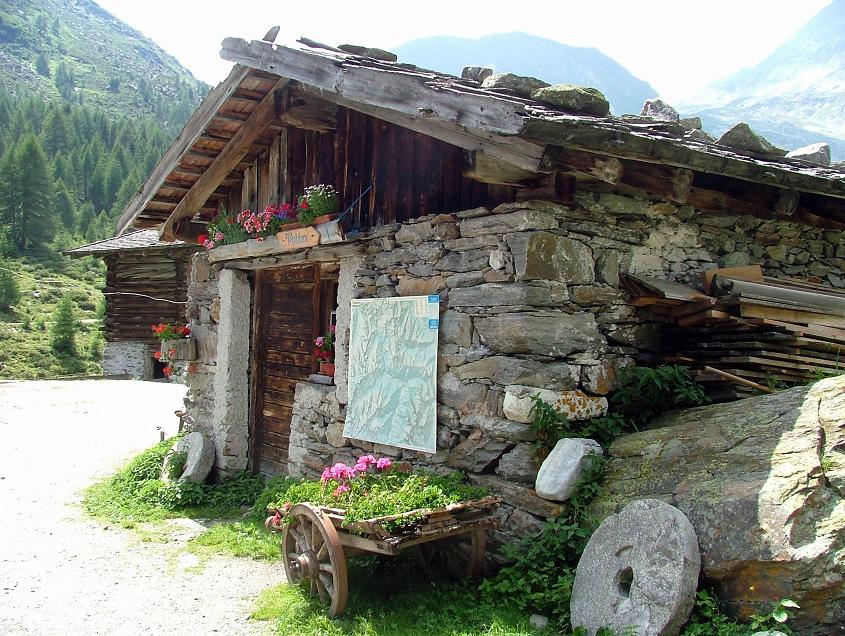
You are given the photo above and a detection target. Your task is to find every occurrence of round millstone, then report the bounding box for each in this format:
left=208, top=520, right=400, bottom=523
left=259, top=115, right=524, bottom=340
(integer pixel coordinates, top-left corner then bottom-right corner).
left=175, top=431, right=215, bottom=483
left=570, top=499, right=700, bottom=636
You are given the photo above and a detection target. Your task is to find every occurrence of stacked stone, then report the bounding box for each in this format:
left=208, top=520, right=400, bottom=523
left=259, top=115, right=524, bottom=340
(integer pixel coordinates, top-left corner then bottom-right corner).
left=182, top=252, right=220, bottom=435
left=574, top=192, right=844, bottom=289
left=287, top=196, right=843, bottom=542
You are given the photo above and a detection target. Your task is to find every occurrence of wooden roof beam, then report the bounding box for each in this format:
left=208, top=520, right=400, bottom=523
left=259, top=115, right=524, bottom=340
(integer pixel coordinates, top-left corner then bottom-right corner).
left=462, top=151, right=540, bottom=187
left=220, top=37, right=543, bottom=171
left=160, top=76, right=289, bottom=241
left=544, top=146, right=623, bottom=184
left=620, top=160, right=694, bottom=203
left=115, top=64, right=253, bottom=235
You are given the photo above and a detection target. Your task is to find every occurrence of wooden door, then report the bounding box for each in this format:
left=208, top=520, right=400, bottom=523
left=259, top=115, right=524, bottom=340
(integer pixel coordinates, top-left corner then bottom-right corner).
left=251, top=264, right=320, bottom=476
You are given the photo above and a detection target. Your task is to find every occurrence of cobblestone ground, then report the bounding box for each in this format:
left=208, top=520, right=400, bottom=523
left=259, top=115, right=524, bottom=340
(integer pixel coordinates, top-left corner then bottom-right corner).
left=0, top=380, right=285, bottom=636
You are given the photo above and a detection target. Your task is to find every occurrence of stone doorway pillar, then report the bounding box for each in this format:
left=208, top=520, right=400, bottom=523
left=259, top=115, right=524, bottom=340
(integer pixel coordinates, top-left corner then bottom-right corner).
left=211, top=268, right=251, bottom=472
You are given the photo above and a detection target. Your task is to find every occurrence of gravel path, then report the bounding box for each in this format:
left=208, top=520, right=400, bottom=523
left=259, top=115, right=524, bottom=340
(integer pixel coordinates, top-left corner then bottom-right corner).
left=0, top=380, right=286, bottom=636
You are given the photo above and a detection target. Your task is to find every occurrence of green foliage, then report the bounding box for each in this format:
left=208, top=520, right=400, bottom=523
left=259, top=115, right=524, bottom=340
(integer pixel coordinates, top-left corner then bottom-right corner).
left=611, top=365, right=709, bottom=430
left=267, top=469, right=488, bottom=532
left=0, top=134, right=56, bottom=252
left=0, top=264, right=19, bottom=311
left=35, top=52, right=49, bottom=77
left=83, top=437, right=267, bottom=523
left=529, top=365, right=710, bottom=452
left=166, top=450, right=188, bottom=480
left=481, top=455, right=605, bottom=629
left=253, top=560, right=542, bottom=636
left=750, top=598, right=799, bottom=632
left=49, top=296, right=78, bottom=355
left=681, top=590, right=798, bottom=635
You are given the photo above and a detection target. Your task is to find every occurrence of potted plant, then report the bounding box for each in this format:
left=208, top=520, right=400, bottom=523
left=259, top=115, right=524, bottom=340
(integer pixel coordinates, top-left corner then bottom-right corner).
left=151, top=322, right=194, bottom=378
left=297, top=184, right=340, bottom=226
left=315, top=324, right=336, bottom=376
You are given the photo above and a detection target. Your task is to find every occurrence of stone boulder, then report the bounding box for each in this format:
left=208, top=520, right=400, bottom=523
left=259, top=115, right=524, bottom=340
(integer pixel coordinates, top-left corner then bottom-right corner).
left=482, top=72, right=549, bottom=98
left=717, top=123, right=786, bottom=157
left=640, top=98, right=680, bottom=122
left=535, top=438, right=602, bottom=502
left=680, top=116, right=702, bottom=130
left=531, top=84, right=610, bottom=117
left=785, top=142, right=831, bottom=167
left=592, top=376, right=845, bottom=633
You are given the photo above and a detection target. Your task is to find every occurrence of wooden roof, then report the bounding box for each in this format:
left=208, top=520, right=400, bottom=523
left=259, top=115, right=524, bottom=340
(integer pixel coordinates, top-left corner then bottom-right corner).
left=115, top=35, right=845, bottom=239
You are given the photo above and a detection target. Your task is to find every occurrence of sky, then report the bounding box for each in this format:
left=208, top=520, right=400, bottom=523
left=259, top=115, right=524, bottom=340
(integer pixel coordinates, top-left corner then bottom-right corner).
left=95, top=0, right=832, bottom=103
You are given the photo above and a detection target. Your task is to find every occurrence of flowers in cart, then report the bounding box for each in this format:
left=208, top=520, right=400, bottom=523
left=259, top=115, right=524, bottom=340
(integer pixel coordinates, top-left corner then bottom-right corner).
left=266, top=455, right=487, bottom=533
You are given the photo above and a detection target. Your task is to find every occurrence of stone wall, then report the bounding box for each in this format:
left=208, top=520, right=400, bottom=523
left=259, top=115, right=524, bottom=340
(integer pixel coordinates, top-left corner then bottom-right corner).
left=284, top=195, right=842, bottom=545
left=102, top=341, right=153, bottom=378
left=178, top=191, right=841, bottom=536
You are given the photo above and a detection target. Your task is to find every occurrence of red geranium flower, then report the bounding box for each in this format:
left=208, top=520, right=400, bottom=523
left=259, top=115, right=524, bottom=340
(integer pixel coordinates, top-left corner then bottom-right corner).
left=197, top=233, right=208, bottom=245
left=153, top=351, right=161, bottom=360
left=163, top=366, right=173, bottom=378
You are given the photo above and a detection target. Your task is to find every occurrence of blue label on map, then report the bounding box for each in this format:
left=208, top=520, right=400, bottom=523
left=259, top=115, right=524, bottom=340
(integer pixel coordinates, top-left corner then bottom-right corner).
left=427, top=295, right=440, bottom=304
left=428, top=318, right=439, bottom=329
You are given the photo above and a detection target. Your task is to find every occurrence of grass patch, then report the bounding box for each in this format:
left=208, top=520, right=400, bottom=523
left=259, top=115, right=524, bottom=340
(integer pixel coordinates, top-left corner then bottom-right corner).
left=83, top=437, right=266, bottom=524
left=188, top=519, right=280, bottom=560
left=252, top=556, right=545, bottom=636
left=0, top=251, right=105, bottom=379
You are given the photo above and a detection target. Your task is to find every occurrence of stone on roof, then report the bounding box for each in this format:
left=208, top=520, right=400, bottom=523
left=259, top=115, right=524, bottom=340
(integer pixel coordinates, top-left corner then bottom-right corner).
left=531, top=84, right=610, bottom=117
left=337, top=44, right=397, bottom=62
left=482, top=73, right=549, bottom=98
left=717, top=123, right=786, bottom=157
left=461, top=66, right=493, bottom=82
left=640, top=98, right=680, bottom=122
left=785, top=142, right=831, bottom=167
left=680, top=116, right=702, bottom=131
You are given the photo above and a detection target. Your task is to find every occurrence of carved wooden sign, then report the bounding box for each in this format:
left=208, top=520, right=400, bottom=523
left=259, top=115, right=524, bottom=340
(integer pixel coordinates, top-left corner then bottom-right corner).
left=276, top=226, right=320, bottom=250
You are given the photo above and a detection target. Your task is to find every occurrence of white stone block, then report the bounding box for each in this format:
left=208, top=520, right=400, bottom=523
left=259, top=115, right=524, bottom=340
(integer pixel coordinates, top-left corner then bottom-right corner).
left=535, top=438, right=602, bottom=502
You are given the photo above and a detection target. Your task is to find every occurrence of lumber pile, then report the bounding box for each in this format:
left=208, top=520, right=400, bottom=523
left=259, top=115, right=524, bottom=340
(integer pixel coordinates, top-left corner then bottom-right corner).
left=623, top=266, right=845, bottom=400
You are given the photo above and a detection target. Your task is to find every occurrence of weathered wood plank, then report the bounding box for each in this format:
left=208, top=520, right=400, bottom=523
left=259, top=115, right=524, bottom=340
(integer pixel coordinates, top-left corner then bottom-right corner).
left=115, top=64, right=252, bottom=234
left=160, top=77, right=289, bottom=240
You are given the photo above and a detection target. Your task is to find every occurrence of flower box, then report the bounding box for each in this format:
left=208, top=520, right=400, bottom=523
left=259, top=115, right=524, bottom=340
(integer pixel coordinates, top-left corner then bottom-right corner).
left=161, top=338, right=196, bottom=361
left=319, top=362, right=336, bottom=376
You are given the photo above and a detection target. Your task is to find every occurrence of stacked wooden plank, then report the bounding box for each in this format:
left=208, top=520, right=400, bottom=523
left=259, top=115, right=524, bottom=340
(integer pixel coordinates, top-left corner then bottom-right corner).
left=623, top=267, right=845, bottom=400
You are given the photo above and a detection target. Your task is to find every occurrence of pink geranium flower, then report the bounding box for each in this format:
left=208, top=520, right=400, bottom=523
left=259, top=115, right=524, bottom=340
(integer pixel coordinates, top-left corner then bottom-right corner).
left=376, top=457, right=392, bottom=470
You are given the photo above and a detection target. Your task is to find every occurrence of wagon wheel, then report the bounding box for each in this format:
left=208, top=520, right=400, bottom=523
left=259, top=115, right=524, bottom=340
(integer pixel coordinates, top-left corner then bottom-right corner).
left=417, top=528, right=486, bottom=580
left=281, top=503, right=348, bottom=617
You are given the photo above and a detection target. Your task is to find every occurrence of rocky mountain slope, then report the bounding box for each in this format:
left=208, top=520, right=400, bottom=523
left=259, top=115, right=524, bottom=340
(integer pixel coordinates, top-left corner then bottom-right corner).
left=394, top=32, right=657, bottom=116
left=679, top=0, right=845, bottom=159
left=0, top=0, right=207, bottom=132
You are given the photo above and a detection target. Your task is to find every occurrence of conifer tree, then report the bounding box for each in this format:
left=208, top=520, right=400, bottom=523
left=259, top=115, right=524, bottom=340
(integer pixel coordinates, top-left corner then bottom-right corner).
left=55, top=181, right=76, bottom=229
left=35, top=52, right=50, bottom=77
left=0, top=135, right=56, bottom=251
left=50, top=297, right=78, bottom=355
left=0, top=263, right=20, bottom=312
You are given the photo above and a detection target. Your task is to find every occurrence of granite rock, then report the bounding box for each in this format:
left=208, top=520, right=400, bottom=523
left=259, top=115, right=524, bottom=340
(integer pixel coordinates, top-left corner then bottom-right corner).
left=593, top=376, right=845, bottom=632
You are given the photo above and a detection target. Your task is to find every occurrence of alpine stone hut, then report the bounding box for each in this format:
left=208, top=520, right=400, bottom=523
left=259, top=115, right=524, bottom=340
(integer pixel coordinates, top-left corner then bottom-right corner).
left=113, top=32, right=845, bottom=532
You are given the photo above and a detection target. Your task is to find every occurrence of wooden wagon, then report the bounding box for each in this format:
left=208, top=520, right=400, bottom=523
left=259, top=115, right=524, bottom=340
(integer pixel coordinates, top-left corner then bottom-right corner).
left=266, top=496, right=501, bottom=617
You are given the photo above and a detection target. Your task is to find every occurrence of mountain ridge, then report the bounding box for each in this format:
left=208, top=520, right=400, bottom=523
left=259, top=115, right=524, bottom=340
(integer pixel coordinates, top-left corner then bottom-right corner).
left=678, top=0, right=845, bottom=159
left=394, top=32, right=658, bottom=116
left=0, top=0, right=208, bottom=132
